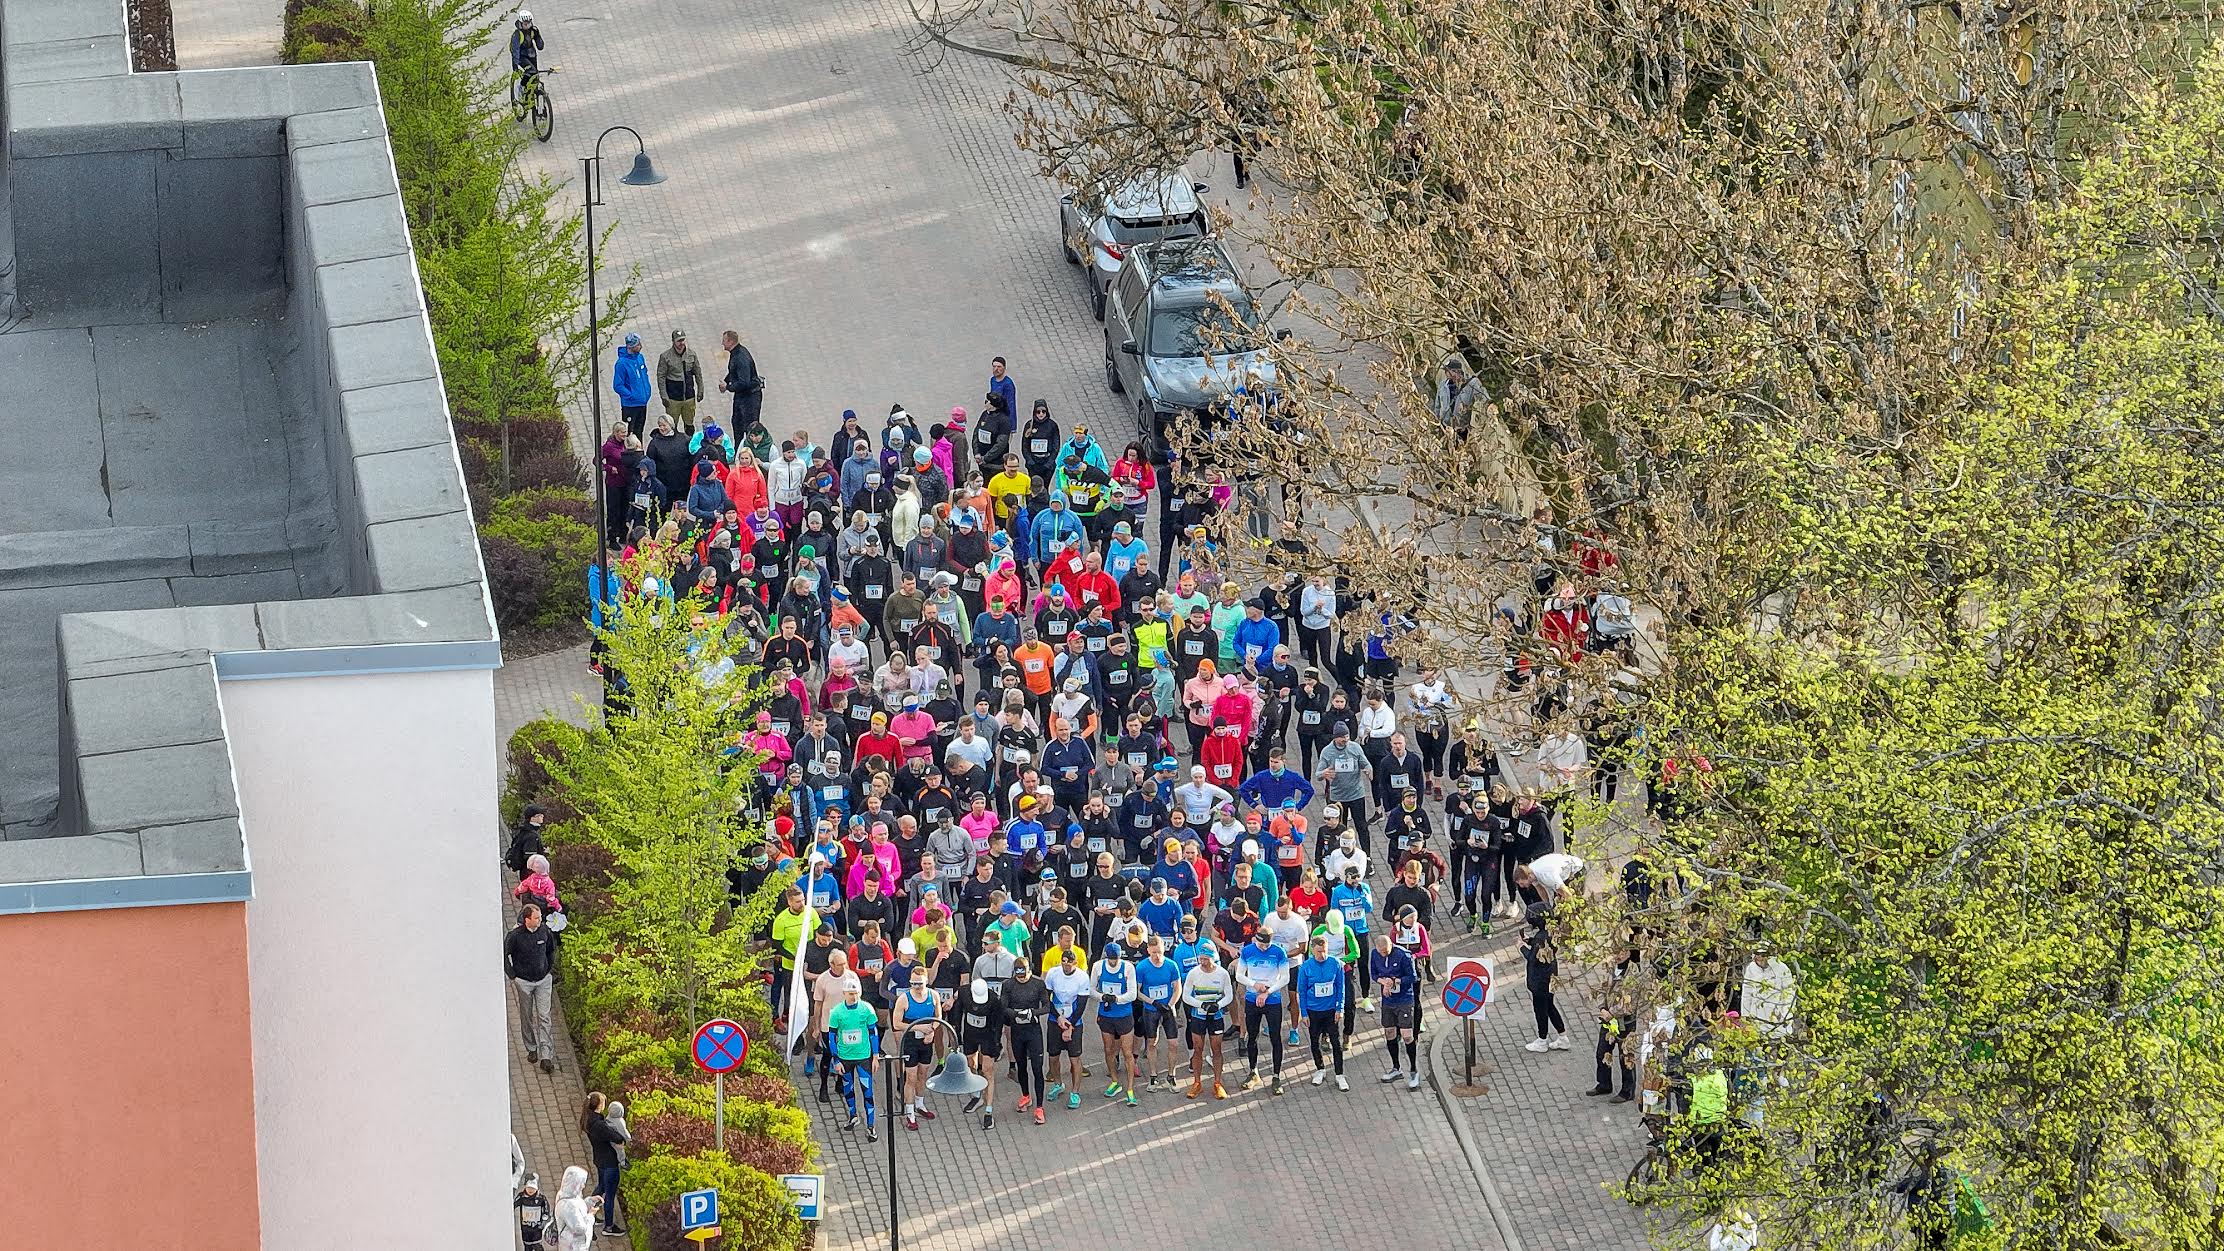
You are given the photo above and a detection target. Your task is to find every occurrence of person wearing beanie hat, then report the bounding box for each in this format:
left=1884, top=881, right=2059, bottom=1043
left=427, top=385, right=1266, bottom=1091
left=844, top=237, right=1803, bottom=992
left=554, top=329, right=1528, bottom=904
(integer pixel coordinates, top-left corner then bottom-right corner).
left=614, top=330, right=652, bottom=436
left=1316, top=720, right=1375, bottom=853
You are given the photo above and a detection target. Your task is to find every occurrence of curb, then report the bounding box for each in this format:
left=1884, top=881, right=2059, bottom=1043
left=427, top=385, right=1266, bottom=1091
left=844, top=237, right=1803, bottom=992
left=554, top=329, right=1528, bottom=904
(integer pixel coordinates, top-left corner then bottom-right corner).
left=1428, top=1015, right=1527, bottom=1251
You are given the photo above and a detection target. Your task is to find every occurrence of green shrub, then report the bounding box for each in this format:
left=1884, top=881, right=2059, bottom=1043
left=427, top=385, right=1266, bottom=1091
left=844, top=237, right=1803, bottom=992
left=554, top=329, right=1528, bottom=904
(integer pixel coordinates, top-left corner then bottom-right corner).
left=483, top=492, right=593, bottom=629
left=620, top=1153, right=804, bottom=1251
left=587, top=1028, right=690, bottom=1095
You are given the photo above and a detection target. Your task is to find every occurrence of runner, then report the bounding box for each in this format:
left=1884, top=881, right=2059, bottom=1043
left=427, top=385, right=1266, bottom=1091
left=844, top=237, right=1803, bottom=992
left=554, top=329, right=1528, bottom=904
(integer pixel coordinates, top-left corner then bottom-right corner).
left=827, top=983, right=882, bottom=1141
left=1044, top=946, right=1091, bottom=1110
left=1092, top=942, right=1142, bottom=1105
left=894, top=967, right=942, bottom=1130
left=1002, top=958, right=1050, bottom=1125
left=1296, top=933, right=1348, bottom=1089
left=1181, top=945, right=1235, bottom=1099
left=1369, top=930, right=1422, bottom=1090
left=958, top=977, right=1004, bottom=1129
left=1133, top=934, right=1184, bottom=1090
left=1234, top=924, right=1291, bottom=1094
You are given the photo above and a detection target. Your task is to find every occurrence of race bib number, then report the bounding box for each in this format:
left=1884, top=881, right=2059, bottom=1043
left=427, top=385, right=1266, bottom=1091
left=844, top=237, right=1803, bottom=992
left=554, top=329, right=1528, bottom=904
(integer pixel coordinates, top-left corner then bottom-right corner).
left=1183, top=640, right=1204, bottom=656
left=1336, top=758, right=1357, bottom=773
left=1276, top=845, right=1300, bottom=865
left=1389, top=773, right=1409, bottom=791
left=1301, top=710, right=1321, bottom=725
left=865, top=584, right=884, bottom=598
left=1030, top=439, right=1049, bottom=454
left=839, top=1027, right=865, bottom=1048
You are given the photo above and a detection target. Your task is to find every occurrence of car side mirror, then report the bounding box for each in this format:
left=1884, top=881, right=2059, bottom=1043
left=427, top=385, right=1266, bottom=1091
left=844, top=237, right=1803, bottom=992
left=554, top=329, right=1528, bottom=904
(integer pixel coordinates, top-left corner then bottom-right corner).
left=1120, top=340, right=1141, bottom=356
left=1193, top=183, right=1209, bottom=195
left=1275, top=328, right=1293, bottom=342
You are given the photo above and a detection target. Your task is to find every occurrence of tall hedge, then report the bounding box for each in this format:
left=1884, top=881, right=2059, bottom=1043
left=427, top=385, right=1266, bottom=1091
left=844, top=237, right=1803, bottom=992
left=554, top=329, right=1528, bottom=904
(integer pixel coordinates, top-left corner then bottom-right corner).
left=285, top=0, right=629, bottom=648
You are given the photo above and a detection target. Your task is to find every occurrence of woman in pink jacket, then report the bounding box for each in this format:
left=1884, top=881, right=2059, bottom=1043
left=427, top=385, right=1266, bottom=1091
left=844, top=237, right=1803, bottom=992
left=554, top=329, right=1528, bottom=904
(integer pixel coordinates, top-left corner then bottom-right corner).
left=744, top=710, right=792, bottom=780
left=887, top=693, right=938, bottom=765
left=1210, top=673, right=1257, bottom=745
left=983, top=556, right=1023, bottom=622
left=846, top=825, right=902, bottom=898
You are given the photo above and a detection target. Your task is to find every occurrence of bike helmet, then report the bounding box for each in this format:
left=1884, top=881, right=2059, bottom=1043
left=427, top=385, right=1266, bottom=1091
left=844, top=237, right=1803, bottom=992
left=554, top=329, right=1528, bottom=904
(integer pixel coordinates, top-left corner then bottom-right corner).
left=515, top=9, right=533, bottom=23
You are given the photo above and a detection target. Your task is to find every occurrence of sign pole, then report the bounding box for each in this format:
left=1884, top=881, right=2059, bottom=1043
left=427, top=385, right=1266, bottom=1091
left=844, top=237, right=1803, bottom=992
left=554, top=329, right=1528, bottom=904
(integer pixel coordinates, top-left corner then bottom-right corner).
left=714, top=1070, right=725, bottom=1154
left=1465, top=1018, right=1476, bottom=1087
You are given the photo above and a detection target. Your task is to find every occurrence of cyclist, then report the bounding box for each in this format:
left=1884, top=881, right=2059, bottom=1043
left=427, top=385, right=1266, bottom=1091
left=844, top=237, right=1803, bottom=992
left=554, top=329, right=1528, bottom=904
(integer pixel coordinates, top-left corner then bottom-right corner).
left=509, top=10, right=544, bottom=81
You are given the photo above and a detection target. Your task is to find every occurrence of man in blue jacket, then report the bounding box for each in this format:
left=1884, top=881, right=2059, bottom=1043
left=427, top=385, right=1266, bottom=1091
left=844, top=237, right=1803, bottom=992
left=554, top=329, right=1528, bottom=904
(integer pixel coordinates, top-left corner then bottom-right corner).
left=1230, top=598, right=1282, bottom=671
left=1297, top=932, right=1348, bottom=1089
left=612, top=332, right=653, bottom=437
left=1238, top=750, right=1315, bottom=813
left=1368, top=930, right=1421, bottom=1089
left=1030, top=498, right=1085, bottom=571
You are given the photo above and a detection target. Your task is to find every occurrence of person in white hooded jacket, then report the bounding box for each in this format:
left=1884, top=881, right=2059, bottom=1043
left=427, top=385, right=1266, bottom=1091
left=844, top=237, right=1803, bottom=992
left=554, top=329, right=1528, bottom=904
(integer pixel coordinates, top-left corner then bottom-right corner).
left=552, top=1165, right=598, bottom=1251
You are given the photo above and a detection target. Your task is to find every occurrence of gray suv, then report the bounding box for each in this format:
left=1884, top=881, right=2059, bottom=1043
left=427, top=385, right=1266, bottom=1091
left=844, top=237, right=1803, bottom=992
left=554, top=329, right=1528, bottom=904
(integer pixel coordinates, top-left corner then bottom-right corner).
left=1102, top=239, right=1282, bottom=460
left=1058, top=173, right=1209, bottom=321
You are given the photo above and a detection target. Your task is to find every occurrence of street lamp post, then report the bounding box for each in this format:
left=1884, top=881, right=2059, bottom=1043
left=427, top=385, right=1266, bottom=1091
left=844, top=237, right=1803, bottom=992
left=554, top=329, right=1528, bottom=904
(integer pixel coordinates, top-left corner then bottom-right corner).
left=882, top=1017, right=983, bottom=1251
left=581, top=125, right=665, bottom=566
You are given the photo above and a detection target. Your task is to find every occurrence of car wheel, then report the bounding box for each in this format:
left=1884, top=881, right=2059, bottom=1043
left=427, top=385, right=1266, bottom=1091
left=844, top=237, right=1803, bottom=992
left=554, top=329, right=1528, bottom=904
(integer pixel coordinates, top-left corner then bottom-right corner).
left=1090, top=278, right=1106, bottom=322
left=1060, top=210, right=1080, bottom=264
left=1105, top=341, right=1125, bottom=395
left=1140, top=403, right=1164, bottom=463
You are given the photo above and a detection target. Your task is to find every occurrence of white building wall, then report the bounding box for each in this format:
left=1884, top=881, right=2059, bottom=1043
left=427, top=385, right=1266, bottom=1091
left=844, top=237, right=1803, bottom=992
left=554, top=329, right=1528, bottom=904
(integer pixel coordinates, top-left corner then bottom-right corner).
left=223, top=666, right=507, bottom=1250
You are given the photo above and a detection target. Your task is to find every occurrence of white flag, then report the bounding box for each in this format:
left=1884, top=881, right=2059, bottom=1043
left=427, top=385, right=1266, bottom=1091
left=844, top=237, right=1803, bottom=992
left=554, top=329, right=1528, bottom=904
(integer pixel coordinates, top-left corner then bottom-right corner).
left=782, top=864, right=821, bottom=1058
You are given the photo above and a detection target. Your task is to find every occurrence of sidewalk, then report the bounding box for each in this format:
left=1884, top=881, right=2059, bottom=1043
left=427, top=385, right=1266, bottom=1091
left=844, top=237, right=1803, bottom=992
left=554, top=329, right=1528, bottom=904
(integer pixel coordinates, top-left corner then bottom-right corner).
left=494, top=645, right=603, bottom=1240
left=1444, top=955, right=1655, bottom=1251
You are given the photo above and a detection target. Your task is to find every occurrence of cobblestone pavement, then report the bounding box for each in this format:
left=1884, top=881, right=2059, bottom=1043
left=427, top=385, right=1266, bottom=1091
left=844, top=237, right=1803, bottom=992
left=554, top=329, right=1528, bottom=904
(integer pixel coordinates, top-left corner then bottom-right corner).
left=800, top=1012, right=1507, bottom=1251
left=1448, top=947, right=1655, bottom=1251
left=509, top=0, right=1133, bottom=459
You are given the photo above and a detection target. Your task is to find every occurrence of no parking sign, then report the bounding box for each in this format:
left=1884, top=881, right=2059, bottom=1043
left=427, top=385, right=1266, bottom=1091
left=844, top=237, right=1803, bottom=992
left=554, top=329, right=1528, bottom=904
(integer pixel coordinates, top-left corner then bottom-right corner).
left=1442, top=958, right=1492, bottom=1019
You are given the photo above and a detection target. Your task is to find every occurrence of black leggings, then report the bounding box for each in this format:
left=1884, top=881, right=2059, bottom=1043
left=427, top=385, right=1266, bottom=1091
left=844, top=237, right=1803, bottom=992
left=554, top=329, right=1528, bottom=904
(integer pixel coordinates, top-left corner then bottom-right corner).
left=1009, top=1028, right=1045, bottom=1101
left=1417, top=729, right=1447, bottom=777
left=1531, top=985, right=1566, bottom=1039
left=1306, top=1009, right=1345, bottom=1074
left=1244, top=1001, right=1286, bottom=1074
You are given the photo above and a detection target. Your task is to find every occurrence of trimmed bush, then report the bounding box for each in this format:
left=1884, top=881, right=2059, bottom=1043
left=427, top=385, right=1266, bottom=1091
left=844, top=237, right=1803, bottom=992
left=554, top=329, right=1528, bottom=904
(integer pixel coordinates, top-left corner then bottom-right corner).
left=483, top=492, right=593, bottom=630
left=621, top=1154, right=803, bottom=1251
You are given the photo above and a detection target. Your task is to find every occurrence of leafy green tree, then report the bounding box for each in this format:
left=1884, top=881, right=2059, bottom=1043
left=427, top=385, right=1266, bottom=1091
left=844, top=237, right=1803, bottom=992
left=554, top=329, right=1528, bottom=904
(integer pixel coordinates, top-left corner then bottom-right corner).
left=545, top=563, right=787, bottom=1033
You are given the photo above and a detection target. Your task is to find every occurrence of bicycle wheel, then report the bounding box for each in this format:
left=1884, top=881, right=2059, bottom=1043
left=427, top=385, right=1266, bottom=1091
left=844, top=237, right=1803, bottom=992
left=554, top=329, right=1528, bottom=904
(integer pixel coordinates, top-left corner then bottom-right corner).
left=1626, top=1146, right=1666, bottom=1197
left=530, top=87, right=554, bottom=143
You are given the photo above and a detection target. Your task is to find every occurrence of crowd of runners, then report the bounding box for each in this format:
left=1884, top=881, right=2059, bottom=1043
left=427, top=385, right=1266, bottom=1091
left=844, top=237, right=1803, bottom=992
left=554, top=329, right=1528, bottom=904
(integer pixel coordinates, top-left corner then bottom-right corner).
left=589, top=346, right=1632, bottom=1136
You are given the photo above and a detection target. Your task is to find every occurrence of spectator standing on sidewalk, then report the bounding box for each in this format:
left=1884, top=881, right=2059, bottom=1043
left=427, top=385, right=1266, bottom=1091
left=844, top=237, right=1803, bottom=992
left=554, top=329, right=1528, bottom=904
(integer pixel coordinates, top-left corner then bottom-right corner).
left=611, top=332, right=651, bottom=437
left=719, top=329, right=764, bottom=433
left=581, top=1092, right=629, bottom=1237
left=505, top=904, right=558, bottom=1073
left=657, top=329, right=703, bottom=432
left=551, top=1166, right=598, bottom=1251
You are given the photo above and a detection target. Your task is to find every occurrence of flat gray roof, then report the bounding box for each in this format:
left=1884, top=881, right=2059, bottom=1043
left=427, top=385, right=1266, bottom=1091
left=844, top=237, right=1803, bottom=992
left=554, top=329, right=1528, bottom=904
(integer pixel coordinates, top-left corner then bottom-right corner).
left=0, top=4, right=498, bottom=910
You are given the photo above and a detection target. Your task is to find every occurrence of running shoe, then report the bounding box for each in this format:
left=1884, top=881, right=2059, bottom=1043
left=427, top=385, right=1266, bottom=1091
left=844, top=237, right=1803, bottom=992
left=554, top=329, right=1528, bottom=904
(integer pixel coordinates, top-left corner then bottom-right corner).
left=1103, top=1082, right=1123, bottom=1099
left=1407, top=1072, right=1422, bottom=1091
left=1016, top=1095, right=1033, bottom=1111
left=1271, top=1077, right=1285, bottom=1096
left=1380, top=1068, right=1404, bottom=1083
left=1187, top=1077, right=1203, bottom=1099
left=1548, top=1036, right=1571, bottom=1051
left=905, top=1114, right=918, bottom=1131
left=1213, top=1081, right=1228, bottom=1100
left=1311, top=1070, right=1326, bottom=1087
left=1287, top=1028, right=1300, bottom=1047
left=982, top=1112, right=994, bottom=1130
left=917, top=1106, right=937, bottom=1121
left=843, top=1115, right=858, bottom=1131
left=1335, top=1075, right=1349, bottom=1092
left=867, top=1123, right=878, bottom=1141
left=1034, top=1106, right=1046, bottom=1125
left=1046, top=1083, right=1065, bottom=1100
left=1242, top=1073, right=1260, bottom=1091
left=962, top=1095, right=983, bottom=1115
left=1124, top=1092, right=1138, bottom=1107
left=1524, top=1038, right=1550, bottom=1053
left=1067, top=1092, right=1082, bottom=1110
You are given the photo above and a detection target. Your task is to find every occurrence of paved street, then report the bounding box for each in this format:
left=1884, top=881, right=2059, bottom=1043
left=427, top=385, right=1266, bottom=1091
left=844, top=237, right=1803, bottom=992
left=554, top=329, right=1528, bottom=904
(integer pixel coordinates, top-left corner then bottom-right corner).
left=510, top=0, right=1138, bottom=458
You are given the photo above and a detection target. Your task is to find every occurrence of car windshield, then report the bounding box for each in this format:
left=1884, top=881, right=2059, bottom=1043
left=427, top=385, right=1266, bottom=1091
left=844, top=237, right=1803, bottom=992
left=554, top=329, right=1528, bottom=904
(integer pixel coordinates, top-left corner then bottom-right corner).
left=1149, top=296, right=1264, bottom=358
left=1105, top=214, right=1204, bottom=246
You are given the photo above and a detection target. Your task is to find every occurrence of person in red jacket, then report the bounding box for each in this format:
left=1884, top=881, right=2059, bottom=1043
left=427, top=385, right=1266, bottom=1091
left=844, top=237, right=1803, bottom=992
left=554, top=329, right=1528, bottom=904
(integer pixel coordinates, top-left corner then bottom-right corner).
left=854, top=711, right=904, bottom=769
left=1200, top=717, right=1246, bottom=791
left=1060, top=550, right=1122, bottom=617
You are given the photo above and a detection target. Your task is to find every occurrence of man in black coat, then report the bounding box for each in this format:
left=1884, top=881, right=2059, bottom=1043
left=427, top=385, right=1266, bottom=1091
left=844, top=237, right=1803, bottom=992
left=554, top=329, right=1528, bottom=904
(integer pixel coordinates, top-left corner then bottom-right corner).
left=720, top=329, right=765, bottom=433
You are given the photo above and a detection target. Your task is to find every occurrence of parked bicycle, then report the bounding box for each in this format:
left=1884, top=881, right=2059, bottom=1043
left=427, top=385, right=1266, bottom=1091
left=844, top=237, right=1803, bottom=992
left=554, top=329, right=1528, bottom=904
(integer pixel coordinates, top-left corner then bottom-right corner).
left=511, top=66, right=555, bottom=143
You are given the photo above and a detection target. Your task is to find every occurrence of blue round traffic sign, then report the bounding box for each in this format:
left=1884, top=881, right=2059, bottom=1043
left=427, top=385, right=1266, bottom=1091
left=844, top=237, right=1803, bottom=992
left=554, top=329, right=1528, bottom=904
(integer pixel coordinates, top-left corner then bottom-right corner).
left=1442, top=965, right=1490, bottom=1018
left=691, top=1019, right=750, bottom=1073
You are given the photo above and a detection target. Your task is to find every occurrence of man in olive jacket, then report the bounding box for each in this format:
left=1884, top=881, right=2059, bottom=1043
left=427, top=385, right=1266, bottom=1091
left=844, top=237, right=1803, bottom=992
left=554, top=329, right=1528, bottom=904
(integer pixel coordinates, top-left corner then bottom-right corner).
left=657, top=329, right=704, bottom=432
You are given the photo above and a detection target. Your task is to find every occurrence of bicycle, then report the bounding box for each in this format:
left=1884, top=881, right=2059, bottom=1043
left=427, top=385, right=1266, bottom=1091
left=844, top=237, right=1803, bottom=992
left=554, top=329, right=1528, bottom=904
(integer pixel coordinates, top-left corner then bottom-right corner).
left=510, top=66, right=555, bottom=143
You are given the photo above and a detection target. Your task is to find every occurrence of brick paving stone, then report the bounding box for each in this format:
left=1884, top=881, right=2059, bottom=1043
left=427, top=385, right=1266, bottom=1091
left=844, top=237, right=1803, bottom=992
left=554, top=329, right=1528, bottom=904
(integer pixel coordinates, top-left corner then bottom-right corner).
left=496, top=645, right=603, bottom=1245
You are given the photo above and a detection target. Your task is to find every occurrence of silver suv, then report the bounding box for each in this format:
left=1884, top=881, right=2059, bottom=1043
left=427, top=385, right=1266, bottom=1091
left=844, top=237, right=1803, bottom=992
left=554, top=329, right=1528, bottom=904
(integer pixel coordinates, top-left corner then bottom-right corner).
left=1059, top=173, right=1209, bottom=320
left=1102, top=239, right=1282, bottom=460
